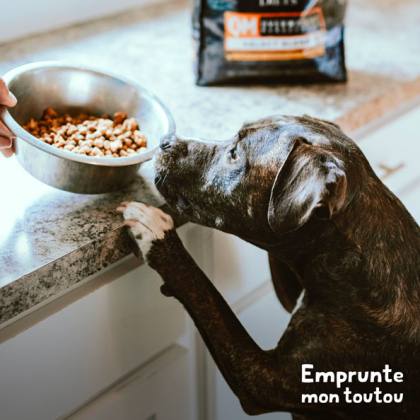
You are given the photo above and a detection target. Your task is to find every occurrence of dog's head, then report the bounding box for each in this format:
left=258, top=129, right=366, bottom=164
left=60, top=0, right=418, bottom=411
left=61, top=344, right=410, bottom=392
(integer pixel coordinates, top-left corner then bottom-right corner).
left=154, top=115, right=363, bottom=244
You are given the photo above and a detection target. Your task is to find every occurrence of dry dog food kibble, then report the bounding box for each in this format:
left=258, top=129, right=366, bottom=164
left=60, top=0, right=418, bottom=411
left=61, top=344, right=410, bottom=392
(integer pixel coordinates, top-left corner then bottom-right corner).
left=23, top=108, right=147, bottom=157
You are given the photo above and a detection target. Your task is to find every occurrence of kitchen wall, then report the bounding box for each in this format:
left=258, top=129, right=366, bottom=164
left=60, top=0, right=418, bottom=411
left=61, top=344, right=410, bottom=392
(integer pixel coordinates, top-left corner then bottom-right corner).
left=1, top=0, right=163, bottom=44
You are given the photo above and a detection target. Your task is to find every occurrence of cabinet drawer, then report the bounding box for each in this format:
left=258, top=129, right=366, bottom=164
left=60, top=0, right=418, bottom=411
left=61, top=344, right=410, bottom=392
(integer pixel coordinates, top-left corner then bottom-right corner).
left=64, top=345, right=190, bottom=420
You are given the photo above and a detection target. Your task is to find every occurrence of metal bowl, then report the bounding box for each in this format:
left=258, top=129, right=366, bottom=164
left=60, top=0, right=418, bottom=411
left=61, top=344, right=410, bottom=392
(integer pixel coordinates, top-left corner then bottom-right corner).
left=0, top=62, right=175, bottom=194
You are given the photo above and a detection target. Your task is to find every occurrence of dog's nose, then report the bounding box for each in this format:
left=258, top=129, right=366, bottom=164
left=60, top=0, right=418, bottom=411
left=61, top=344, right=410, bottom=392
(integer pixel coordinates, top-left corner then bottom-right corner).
left=160, top=134, right=175, bottom=150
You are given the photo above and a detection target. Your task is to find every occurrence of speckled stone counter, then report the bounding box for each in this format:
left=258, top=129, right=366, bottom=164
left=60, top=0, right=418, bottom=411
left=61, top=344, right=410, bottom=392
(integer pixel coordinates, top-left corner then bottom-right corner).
left=1, top=0, right=420, bottom=326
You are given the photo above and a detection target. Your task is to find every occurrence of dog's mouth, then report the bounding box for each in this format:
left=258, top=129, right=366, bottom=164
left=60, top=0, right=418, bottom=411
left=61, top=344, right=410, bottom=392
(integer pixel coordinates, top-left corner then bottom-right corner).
left=153, top=170, right=228, bottom=230
left=154, top=173, right=194, bottom=213
left=173, top=193, right=198, bottom=217
left=154, top=156, right=209, bottom=224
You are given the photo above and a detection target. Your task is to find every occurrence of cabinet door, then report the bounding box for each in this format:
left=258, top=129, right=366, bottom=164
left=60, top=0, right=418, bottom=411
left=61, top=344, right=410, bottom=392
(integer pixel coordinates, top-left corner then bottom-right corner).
left=206, top=288, right=292, bottom=420
left=212, top=230, right=272, bottom=306
left=64, top=345, right=190, bottom=420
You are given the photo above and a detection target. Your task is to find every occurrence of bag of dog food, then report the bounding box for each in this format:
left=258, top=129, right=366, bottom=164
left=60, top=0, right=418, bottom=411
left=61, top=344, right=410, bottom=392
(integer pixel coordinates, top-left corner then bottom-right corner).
left=192, top=0, right=347, bottom=86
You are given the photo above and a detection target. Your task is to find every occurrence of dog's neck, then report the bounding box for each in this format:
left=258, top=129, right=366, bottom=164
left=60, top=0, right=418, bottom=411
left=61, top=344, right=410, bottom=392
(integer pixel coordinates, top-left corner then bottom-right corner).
left=266, top=183, right=420, bottom=341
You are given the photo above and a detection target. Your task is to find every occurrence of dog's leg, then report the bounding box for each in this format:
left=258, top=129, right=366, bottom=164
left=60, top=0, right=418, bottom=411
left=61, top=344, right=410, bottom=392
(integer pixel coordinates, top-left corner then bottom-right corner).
left=117, top=202, right=296, bottom=415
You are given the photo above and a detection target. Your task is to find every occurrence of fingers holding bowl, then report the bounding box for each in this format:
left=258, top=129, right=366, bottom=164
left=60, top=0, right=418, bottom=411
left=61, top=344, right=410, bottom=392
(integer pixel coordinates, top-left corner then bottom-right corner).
left=0, top=120, right=15, bottom=158
left=0, top=77, right=17, bottom=158
left=0, top=78, right=17, bottom=108
left=0, top=136, right=14, bottom=157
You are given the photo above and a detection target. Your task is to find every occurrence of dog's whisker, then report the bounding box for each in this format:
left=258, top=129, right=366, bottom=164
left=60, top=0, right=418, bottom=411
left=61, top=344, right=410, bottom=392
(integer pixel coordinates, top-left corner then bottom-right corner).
left=155, top=175, right=163, bottom=187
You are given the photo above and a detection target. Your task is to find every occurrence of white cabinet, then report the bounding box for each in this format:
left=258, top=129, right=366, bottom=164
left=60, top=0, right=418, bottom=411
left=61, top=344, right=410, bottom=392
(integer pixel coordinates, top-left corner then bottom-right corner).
left=64, top=345, right=190, bottom=420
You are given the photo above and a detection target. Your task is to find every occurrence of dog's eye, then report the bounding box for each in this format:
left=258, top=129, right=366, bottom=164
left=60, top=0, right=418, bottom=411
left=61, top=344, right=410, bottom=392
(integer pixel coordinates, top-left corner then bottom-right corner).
left=230, top=148, right=239, bottom=161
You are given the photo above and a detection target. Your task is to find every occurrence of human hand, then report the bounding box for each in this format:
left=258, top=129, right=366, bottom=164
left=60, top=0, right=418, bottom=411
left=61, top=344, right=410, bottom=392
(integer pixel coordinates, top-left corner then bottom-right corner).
left=0, top=77, right=17, bottom=158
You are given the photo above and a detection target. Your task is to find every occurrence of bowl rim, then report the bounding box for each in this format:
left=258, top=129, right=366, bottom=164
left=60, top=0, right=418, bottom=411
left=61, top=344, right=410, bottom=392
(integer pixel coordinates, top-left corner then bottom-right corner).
left=1, top=61, right=176, bottom=167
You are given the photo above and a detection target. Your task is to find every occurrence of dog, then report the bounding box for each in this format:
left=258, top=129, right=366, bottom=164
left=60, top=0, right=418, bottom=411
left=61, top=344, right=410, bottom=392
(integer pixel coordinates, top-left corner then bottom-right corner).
left=117, top=115, right=420, bottom=419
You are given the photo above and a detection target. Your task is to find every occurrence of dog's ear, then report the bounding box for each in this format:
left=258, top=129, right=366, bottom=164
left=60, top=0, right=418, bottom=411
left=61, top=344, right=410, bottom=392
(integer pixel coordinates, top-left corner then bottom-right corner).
left=268, top=139, right=347, bottom=235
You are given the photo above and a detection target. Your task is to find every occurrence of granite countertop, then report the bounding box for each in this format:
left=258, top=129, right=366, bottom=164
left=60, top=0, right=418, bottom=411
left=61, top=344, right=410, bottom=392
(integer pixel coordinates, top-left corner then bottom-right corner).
left=1, top=0, right=420, bottom=327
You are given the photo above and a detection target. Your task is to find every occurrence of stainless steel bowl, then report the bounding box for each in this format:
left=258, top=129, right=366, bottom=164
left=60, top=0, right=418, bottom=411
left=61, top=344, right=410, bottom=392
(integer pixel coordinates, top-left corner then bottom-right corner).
left=0, top=62, right=175, bottom=194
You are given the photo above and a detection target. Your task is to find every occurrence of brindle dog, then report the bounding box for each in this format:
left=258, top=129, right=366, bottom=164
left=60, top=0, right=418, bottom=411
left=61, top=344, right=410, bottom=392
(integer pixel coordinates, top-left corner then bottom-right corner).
left=117, top=115, right=420, bottom=419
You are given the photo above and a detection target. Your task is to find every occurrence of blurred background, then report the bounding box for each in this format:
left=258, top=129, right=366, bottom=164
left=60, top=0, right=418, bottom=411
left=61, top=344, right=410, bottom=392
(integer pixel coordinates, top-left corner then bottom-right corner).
left=2, top=0, right=160, bottom=44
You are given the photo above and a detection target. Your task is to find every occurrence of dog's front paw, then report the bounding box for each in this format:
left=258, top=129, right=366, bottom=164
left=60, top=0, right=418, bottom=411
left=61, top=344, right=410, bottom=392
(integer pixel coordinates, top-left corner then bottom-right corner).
left=117, top=201, right=174, bottom=260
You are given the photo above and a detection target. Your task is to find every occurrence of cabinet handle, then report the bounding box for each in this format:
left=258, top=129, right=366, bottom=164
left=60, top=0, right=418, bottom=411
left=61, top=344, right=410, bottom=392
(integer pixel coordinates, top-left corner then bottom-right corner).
left=377, top=162, right=405, bottom=179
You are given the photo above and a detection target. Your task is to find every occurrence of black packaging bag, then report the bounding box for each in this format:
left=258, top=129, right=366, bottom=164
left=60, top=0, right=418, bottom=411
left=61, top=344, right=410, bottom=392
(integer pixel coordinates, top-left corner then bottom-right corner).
left=193, top=0, right=347, bottom=86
